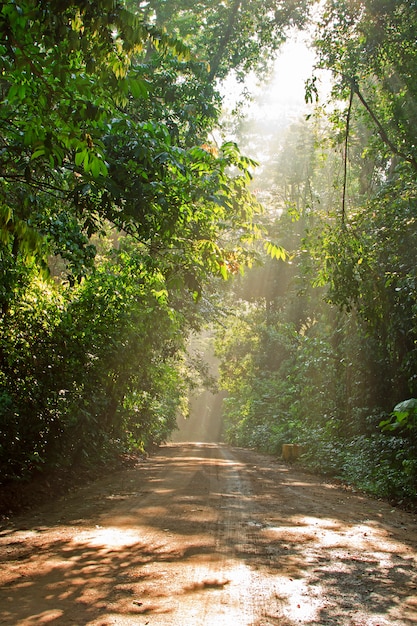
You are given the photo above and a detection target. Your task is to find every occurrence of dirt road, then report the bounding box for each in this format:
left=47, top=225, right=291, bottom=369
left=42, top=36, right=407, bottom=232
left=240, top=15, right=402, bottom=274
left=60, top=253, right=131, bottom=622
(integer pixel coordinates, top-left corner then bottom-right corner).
left=1, top=443, right=417, bottom=625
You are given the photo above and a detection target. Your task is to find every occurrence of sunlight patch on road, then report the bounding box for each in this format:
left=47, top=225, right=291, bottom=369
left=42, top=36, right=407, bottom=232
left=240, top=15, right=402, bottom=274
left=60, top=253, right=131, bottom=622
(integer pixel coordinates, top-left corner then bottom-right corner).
left=15, top=609, right=64, bottom=624
left=177, top=560, right=259, bottom=625
left=72, top=526, right=141, bottom=549
left=275, top=575, right=325, bottom=623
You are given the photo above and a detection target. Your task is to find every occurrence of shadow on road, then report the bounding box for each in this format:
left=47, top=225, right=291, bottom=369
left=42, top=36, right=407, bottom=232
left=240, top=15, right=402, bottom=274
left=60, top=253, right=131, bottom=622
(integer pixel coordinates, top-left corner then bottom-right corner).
left=0, top=443, right=416, bottom=625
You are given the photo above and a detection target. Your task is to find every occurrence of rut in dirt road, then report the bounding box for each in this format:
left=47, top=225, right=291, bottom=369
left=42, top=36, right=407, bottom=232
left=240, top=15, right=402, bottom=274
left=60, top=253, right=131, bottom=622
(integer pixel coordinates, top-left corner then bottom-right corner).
left=0, top=443, right=417, bottom=625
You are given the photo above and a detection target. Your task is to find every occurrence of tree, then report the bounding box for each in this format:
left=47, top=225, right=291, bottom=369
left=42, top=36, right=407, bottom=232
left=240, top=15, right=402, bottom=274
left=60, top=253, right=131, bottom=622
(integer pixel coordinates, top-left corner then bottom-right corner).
left=136, top=0, right=311, bottom=81
left=214, top=76, right=417, bottom=502
left=0, top=235, right=196, bottom=479
left=313, top=0, right=417, bottom=174
left=0, top=0, right=263, bottom=300
left=308, top=0, right=417, bottom=401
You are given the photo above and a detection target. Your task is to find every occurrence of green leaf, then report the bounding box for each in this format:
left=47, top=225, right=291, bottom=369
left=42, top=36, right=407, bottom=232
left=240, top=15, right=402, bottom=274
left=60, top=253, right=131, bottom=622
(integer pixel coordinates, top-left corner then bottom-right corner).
left=75, top=150, right=87, bottom=167
left=31, top=148, right=46, bottom=160
left=90, top=156, right=102, bottom=178
left=129, top=77, right=148, bottom=99
left=83, top=152, right=90, bottom=172
left=264, top=241, right=287, bottom=261
left=220, top=263, right=228, bottom=280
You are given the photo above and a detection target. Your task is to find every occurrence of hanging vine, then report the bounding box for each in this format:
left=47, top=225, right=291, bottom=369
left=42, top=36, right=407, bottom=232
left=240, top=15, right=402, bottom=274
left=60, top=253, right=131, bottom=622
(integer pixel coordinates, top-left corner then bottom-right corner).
left=342, top=85, right=354, bottom=226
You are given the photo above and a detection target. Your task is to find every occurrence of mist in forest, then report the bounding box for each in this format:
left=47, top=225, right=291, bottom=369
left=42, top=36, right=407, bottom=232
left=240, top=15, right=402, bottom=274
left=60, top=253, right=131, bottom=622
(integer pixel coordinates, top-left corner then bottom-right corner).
left=172, top=331, right=226, bottom=443
left=174, top=36, right=318, bottom=444
left=172, top=389, right=226, bottom=443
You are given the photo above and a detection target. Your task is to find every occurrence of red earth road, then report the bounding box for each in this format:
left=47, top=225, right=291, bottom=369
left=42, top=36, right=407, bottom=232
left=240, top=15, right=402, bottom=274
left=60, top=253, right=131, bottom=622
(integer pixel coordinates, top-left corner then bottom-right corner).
left=0, top=442, right=417, bottom=625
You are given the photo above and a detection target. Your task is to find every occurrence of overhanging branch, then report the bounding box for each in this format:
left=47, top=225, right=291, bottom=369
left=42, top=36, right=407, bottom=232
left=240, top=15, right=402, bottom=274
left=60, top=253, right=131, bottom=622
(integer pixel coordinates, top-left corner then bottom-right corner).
left=347, top=76, right=417, bottom=174
left=342, top=86, right=353, bottom=225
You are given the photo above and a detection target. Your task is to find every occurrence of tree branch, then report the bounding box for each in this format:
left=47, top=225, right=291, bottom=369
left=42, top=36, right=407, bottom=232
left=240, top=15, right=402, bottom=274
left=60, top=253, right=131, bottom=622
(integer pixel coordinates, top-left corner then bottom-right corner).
left=208, top=0, right=242, bottom=81
left=349, top=77, right=417, bottom=174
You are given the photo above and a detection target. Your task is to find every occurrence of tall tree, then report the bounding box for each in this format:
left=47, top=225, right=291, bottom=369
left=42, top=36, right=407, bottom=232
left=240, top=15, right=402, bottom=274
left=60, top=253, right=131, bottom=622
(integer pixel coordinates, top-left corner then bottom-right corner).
left=0, top=0, right=264, bottom=301
left=314, top=0, right=417, bottom=175
left=136, top=0, right=311, bottom=80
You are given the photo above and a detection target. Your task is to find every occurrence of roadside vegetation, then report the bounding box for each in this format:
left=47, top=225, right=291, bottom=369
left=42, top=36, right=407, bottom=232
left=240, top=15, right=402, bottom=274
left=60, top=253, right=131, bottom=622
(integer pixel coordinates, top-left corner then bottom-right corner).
left=215, top=1, right=417, bottom=507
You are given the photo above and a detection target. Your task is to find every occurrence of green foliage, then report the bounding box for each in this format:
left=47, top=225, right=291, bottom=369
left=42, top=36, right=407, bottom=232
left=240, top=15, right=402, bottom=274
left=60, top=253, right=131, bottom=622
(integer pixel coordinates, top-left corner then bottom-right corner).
left=0, top=0, right=264, bottom=291
left=314, top=0, right=417, bottom=171
left=216, top=116, right=417, bottom=504
left=380, top=399, right=417, bottom=434
left=0, top=237, right=198, bottom=481
left=4, top=0, right=417, bottom=511
left=210, top=1, right=417, bottom=508
left=302, top=432, right=417, bottom=503
left=0, top=0, right=285, bottom=486
left=217, top=278, right=417, bottom=503
left=136, top=0, right=311, bottom=81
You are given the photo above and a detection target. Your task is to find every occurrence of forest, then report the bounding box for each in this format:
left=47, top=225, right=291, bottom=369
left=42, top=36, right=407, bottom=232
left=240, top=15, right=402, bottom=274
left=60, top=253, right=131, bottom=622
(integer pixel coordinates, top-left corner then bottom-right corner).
left=0, top=0, right=416, bottom=510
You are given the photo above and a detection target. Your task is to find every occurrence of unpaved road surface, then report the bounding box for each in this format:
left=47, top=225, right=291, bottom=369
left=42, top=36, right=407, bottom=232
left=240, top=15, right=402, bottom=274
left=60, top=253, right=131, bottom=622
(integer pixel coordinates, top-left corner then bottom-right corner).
left=1, top=443, right=417, bottom=625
